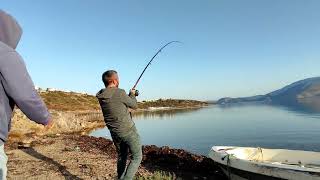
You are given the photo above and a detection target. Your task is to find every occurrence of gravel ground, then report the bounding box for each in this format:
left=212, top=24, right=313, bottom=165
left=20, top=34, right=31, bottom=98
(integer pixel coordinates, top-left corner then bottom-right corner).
left=5, top=134, right=226, bottom=180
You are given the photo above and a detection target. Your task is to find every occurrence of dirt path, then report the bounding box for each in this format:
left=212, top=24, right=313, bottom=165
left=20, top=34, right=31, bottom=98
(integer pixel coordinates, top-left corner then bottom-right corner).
left=6, top=135, right=147, bottom=180
left=5, top=135, right=226, bottom=180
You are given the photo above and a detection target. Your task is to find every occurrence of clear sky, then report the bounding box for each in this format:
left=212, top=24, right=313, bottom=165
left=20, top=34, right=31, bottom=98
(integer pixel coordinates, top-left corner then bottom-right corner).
left=1, top=0, right=319, bottom=100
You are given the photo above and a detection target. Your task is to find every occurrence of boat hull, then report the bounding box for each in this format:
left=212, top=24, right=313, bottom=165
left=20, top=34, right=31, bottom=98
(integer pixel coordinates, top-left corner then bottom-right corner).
left=209, top=146, right=320, bottom=180
left=218, top=163, right=285, bottom=180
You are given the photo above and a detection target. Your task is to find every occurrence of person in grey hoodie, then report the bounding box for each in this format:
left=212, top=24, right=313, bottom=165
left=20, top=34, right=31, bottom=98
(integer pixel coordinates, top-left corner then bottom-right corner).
left=97, top=70, right=142, bottom=180
left=0, top=10, right=52, bottom=180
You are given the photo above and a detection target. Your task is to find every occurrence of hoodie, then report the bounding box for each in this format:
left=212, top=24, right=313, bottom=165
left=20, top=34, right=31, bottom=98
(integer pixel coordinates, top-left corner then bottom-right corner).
left=0, top=10, right=50, bottom=144
left=97, top=87, right=137, bottom=136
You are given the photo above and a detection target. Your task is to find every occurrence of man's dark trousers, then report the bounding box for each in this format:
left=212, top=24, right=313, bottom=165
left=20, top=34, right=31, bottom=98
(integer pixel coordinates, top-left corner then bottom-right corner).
left=111, top=127, right=142, bottom=180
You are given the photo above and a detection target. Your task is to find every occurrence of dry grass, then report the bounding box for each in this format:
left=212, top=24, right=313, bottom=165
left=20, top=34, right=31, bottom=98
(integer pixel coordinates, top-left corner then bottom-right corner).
left=40, top=91, right=100, bottom=111
left=135, top=171, right=176, bottom=180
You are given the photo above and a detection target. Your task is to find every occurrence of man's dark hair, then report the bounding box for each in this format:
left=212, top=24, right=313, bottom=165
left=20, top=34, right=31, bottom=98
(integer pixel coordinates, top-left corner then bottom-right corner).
left=102, top=70, right=118, bottom=87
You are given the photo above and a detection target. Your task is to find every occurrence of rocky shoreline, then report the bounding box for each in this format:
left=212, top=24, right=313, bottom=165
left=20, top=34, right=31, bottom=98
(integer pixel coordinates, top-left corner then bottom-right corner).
left=7, top=107, right=227, bottom=179
left=5, top=134, right=226, bottom=180
left=6, top=91, right=222, bottom=179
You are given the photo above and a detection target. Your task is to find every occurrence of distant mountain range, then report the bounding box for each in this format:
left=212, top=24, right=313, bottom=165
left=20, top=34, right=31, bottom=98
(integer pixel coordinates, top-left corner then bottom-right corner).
left=216, top=77, right=320, bottom=111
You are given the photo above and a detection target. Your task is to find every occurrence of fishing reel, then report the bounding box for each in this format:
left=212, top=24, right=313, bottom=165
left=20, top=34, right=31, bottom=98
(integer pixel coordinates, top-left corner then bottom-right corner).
left=134, top=90, right=139, bottom=96
left=129, top=89, right=139, bottom=97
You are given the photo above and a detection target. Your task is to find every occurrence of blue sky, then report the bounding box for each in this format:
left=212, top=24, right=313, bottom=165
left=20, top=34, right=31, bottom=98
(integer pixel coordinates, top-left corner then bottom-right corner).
left=1, top=0, right=320, bottom=100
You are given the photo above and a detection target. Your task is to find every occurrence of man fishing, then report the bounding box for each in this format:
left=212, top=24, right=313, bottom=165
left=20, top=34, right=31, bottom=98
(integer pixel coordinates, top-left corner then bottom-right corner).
left=0, top=10, right=52, bottom=180
left=97, top=70, right=142, bottom=180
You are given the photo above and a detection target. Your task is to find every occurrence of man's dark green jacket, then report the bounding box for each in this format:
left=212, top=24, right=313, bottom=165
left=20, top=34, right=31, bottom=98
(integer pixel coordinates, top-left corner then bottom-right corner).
left=97, top=87, right=137, bottom=136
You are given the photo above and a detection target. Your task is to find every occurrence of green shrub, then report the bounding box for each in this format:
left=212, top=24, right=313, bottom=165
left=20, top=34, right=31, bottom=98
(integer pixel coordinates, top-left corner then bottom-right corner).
left=135, top=171, right=176, bottom=180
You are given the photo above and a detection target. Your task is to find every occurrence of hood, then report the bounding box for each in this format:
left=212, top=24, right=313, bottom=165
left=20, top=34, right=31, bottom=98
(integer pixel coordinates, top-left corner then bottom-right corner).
left=96, top=88, right=116, bottom=99
left=0, top=10, right=22, bottom=49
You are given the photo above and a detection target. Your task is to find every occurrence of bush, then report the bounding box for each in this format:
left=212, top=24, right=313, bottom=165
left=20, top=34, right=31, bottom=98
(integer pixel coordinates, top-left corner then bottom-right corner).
left=135, top=171, right=176, bottom=180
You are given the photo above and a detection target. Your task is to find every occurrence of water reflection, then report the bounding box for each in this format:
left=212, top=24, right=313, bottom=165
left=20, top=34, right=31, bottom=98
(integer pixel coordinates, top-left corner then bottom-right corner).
left=219, top=102, right=320, bottom=116
left=132, top=107, right=203, bottom=119
left=276, top=105, right=320, bottom=119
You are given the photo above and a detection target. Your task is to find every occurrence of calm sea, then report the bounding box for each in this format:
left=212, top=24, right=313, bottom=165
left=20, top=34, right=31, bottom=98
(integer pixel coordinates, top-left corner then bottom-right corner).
left=90, top=105, right=320, bottom=155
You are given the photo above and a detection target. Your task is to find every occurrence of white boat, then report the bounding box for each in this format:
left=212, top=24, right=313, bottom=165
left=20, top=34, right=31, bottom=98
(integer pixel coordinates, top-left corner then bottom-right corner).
left=208, top=146, right=320, bottom=180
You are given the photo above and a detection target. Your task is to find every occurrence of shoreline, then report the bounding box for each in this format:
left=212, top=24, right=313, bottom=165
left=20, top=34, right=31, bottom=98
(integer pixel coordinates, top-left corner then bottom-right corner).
left=6, top=103, right=224, bottom=179
left=9, top=104, right=209, bottom=143
left=5, top=134, right=226, bottom=179
left=135, top=104, right=209, bottom=112
left=78, top=105, right=209, bottom=137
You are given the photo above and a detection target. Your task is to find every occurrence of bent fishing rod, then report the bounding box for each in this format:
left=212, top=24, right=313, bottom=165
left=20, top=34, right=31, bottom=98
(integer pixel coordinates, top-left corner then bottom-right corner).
left=131, top=41, right=181, bottom=96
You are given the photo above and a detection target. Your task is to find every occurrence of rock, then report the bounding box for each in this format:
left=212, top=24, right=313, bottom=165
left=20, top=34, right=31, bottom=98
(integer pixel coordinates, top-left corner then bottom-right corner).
left=75, top=146, right=80, bottom=151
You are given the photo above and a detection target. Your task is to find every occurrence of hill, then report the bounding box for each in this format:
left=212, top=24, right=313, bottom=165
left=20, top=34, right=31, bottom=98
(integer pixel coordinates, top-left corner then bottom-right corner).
left=40, top=91, right=100, bottom=111
left=40, top=91, right=207, bottom=111
left=217, top=77, right=320, bottom=111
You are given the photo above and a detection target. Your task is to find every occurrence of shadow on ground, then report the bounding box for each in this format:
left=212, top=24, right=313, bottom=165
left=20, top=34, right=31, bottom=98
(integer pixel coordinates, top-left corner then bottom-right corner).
left=22, top=147, right=83, bottom=180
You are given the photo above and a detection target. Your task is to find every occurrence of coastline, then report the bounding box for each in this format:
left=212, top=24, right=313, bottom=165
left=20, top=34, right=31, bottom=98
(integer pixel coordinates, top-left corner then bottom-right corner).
left=9, top=104, right=209, bottom=143
left=5, top=134, right=226, bottom=179
left=135, top=104, right=208, bottom=112
left=6, top=93, right=221, bottom=179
